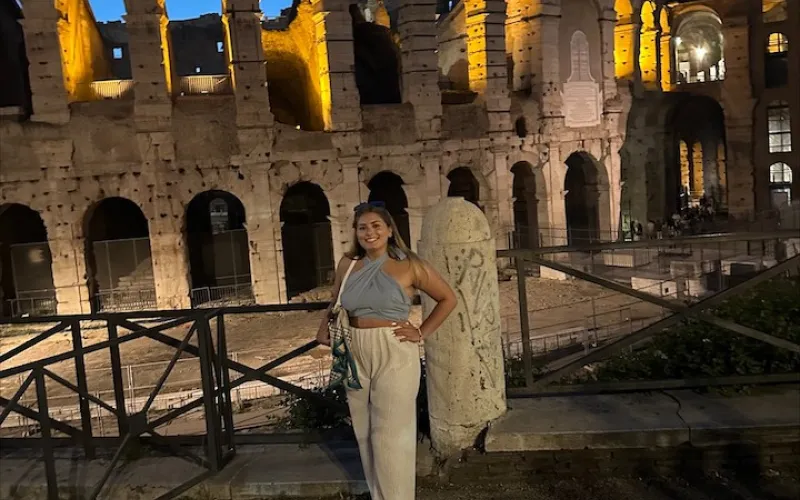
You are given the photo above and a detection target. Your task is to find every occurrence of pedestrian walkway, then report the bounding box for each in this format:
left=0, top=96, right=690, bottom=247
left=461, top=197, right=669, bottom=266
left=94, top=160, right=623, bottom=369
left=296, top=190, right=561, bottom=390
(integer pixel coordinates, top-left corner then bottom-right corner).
left=0, top=386, right=797, bottom=499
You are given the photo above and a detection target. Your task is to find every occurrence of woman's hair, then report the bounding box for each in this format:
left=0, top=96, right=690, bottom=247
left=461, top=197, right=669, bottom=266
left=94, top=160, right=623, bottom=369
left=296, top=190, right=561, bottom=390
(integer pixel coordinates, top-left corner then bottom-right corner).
left=345, top=204, right=428, bottom=283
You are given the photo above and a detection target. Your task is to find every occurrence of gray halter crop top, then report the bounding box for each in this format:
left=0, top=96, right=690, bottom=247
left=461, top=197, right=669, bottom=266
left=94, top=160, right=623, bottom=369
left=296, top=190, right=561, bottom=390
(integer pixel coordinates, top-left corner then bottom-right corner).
left=339, top=252, right=412, bottom=322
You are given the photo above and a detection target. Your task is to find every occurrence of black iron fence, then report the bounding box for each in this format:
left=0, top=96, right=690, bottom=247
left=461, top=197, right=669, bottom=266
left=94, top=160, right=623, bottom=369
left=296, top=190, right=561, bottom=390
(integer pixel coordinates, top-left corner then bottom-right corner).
left=0, top=303, right=343, bottom=500
left=191, top=281, right=254, bottom=308
left=93, top=288, right=157, bottom=312
left=499, top=229, right=800, bottom=396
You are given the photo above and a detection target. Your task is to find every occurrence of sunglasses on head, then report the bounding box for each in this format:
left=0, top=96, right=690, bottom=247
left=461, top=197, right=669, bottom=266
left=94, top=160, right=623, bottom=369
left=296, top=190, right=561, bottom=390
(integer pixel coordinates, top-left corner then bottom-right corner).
left=353, top=201, right=386, bottom=212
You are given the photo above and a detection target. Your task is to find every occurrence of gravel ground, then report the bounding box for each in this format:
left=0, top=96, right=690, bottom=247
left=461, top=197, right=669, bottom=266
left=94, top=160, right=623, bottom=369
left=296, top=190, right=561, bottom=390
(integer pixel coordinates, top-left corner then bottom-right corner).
left=309, top=469, right=800, bottom=500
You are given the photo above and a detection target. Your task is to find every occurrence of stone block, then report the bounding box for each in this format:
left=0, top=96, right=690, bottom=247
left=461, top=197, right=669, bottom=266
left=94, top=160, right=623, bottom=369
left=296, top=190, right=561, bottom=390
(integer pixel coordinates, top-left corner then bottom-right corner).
left=602, top=249, right=656, bottom=268
left=669, top=259, right=718, bottom=278
left=631, top=275, right=679, bottom=299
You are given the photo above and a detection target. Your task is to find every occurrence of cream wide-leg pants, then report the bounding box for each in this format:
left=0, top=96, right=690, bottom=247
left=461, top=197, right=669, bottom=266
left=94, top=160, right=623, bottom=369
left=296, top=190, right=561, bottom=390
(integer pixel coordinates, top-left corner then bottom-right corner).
left=345, top=326, right=421, bottom=500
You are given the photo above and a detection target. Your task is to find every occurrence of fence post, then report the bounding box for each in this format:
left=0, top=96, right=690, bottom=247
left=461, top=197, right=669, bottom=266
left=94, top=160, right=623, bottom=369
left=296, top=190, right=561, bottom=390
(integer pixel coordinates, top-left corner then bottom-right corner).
left=70, top=320, right=95, bottom=459
left=34, top=370, right=58, bottom=500
left=197, top=314, right=223, bottom=471
left=215, top=312, right=235, bottom=457
left=515, top=257, right=535, bottom=388
left=107, top=321, right=128, bottom=435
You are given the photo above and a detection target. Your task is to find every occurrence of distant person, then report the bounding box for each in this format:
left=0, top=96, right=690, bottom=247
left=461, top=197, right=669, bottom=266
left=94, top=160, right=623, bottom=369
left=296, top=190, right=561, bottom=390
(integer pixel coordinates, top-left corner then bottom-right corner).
left=316, top=201, right=457, bottom=500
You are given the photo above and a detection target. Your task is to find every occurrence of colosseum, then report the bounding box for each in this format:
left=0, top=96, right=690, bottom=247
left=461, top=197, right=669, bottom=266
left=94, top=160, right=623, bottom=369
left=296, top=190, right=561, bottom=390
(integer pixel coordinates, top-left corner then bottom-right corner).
left=0, top=0, right=797, bottom=316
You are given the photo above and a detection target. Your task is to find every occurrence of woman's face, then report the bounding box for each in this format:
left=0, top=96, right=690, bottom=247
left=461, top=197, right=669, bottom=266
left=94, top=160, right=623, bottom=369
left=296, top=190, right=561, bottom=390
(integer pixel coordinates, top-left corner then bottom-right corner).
left=356, top=211, right=392, bottom=253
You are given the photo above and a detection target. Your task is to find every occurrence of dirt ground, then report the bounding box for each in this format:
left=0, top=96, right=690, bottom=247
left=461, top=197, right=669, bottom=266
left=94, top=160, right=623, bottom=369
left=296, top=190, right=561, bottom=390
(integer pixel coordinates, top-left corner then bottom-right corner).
left=315, top=470, right=800, bottom=500
left=0, top=274, right=662, bottom=406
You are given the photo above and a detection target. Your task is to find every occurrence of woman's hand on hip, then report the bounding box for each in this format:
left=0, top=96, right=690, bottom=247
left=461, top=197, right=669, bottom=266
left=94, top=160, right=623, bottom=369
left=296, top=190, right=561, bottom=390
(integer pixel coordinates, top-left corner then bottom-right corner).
left=392, top=321, right=423, bottom=343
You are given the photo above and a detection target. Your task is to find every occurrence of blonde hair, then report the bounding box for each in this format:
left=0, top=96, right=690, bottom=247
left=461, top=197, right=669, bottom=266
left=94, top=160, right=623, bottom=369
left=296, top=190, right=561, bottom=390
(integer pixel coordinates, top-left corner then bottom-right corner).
left=346, top=205, right=428, bottom=284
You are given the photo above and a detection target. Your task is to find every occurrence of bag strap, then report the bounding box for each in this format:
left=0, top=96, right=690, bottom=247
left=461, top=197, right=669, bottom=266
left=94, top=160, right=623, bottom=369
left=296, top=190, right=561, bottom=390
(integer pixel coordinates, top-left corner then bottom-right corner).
left=334, top=258, right=358, bottom=309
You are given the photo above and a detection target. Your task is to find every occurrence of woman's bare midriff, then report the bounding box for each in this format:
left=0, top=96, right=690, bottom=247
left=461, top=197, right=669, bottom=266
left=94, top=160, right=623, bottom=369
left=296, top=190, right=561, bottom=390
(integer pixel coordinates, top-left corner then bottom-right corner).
left=349, top=316, right=410, bottom=329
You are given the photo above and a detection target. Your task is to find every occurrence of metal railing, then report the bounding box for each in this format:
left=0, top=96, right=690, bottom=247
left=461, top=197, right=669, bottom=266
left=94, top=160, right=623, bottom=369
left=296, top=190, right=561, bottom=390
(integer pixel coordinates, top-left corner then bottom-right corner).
left=499, top=229, right=800, bottom=396
left=93, top=288, right=157, bottom=312
left=178, top=75, right=232, bottom=95
left=191, top=282, right=254, bottom=308
left=73, top=80, right=136, bottom=101
left=0, top=303, right=344, bottom=500
left=8, top=290, right=58, bottom=317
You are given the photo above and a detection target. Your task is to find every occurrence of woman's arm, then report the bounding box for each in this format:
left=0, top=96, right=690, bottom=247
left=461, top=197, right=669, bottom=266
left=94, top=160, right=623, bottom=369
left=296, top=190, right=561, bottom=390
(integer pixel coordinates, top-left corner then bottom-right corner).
left=415, top=260, right=458, bottom=339
left=315, top=256, right=352, bottom=345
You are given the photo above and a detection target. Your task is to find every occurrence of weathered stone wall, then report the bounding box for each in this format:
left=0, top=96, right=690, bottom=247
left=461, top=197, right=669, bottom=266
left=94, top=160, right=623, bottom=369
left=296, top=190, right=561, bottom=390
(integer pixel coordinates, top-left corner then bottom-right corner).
left=6, top=0, right=789, bottom=315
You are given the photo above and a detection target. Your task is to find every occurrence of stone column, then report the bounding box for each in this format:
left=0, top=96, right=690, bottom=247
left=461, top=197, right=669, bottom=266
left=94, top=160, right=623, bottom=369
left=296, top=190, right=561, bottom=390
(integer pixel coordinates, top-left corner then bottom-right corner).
left=223, top=0, right=274, bottom=155
left=397, top=0, right=442, bottom=139
left=721, top=18, right=755, bottom=216
left=405, top=206, right=424, bottom=251
left=21, top=0, right=70, bottom=124
left=598, top=7, right=618, bottom=102
left=657, top=4, right=672, bottom=92
left=47, top=225, right=91, bottom=315
left=630, top=0, right=644, bottom=97
left=418, top=198, right=506, bottom=457
left=465, top=0, right=510, bottom=136
left=527, top=3, right=561, bottom=117
left=148, top=224, right=191, bottom=310
left=124, top=0, right=175, bottom=131
left=312, top=0, right=363, bottom=131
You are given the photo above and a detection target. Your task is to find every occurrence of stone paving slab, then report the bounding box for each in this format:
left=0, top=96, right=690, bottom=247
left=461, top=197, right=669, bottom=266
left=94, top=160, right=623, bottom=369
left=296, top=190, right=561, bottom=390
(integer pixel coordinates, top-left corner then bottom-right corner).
left=484, top=386, right=800, bottom=453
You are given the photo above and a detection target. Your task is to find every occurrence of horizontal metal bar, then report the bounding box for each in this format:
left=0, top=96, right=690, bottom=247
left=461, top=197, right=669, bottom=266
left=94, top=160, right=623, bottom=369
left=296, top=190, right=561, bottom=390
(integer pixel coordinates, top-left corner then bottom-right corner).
left=508, top=372, right=800, bottom=397
left=498, top=229, right=798, bottom=256
left=531, top=254, right=800, bottom=388
left=529, top=254, right=800, bottom=354
left=0, top=315, right=197, bottom=379
left=0, top=395, right=85, bottom=439
left=0, top=302, right=328, bottom=325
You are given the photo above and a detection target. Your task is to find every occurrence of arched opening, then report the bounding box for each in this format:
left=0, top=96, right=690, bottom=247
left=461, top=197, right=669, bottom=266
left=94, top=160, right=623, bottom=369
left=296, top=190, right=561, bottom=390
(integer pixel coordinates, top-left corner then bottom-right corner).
left=673, top=11, right=725, bottom=84
left=186, top=191, right=253, bottom=307
left=765, top=33, right=789, bottom=88
left=510, top=162, right=540, bottom=249
left=447, top=167, right=480, bottom=208
left=265, top=50, right=324, bottom=131
left=280, top=182, right=335, bottom=299
left=0, top=0, right=32, bottom=116
left=762, top=0, right=788, bottom=23
left=668, top=95, right=727, bottom=215
left=367, top=172, right=411, bottom=246
left=0, top=204, right=56, bottom=317
left=564, top=153, right=602, bottom=245
left=769, top=162, right=793, bottom=208
left=514, top=117, right=528, bottom=138
left=84, top=197, right=155, bottom=312
left=350, top=4, right=401, bottom=105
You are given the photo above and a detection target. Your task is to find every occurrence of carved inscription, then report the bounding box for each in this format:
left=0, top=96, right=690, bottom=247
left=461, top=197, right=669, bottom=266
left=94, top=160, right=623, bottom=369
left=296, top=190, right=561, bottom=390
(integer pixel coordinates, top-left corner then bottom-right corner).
left=562, top=30, right=602, bottom=128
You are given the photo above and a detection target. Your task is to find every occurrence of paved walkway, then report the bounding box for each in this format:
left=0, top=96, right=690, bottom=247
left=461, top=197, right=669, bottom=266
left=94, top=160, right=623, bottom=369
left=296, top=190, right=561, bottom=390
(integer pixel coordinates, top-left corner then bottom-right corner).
left=0, top=386, right=798, bottom=499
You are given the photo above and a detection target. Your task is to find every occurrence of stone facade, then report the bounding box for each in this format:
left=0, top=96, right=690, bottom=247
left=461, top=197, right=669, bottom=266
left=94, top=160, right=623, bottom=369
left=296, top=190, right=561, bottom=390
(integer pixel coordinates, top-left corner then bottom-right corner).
left=0, top=0, right=795, bottom=316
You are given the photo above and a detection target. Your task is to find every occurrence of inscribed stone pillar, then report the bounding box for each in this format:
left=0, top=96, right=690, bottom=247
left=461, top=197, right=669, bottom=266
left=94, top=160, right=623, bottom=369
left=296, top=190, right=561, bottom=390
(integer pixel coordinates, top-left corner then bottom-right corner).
left=397, top=0, right=442, bottom=139
left=223, top=0, right=274, bottom=153
left=418, top=198, right=506, bottom=457
left=124, top=0, right=175, bottom=130
left=311, top=0, right=363, bottom=131
left=21, top=0, right=70, bottom=124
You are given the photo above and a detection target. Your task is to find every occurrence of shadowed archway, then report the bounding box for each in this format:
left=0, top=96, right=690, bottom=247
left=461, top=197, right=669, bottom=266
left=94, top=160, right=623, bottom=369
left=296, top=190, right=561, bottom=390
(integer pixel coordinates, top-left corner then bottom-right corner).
left=447, top=167, right=480, bottom=208
left=564, top=152, right=605, bottom=245
left=0, top=204, right=56, bottom=317
left=280, top=182, right=335, bottom=298
left=186, top=191, right=253, bottom=307
left=84, top=197, right=155, bottom=312
left=511, top=162, right=541, bottom=249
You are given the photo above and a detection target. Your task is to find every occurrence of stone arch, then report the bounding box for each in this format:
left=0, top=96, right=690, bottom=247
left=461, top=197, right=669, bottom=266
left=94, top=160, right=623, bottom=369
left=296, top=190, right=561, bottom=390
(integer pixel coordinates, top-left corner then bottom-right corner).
left=564, top=152, right=610, bottom=245
left=83, top=197, right=156, bottom=312
left=350, top=4, right=402, bottom=105
left=0, top=0, right=32, bottom=115
left=667, top=94, right=727, bottom=214
left=0, top=204, right=56, bottom=317
left=446, top=166, right=481, bottom=208
left=264, top=50, right=324, bottom=131
left=185, top=190, right=253, bottom=307
left=367, top=171, right=411, bottom=246
left=510, top=162, right=546, bottom=249
left=672, top=9, right=724, bottom=84
left=279, top=181, right=335, bottom=298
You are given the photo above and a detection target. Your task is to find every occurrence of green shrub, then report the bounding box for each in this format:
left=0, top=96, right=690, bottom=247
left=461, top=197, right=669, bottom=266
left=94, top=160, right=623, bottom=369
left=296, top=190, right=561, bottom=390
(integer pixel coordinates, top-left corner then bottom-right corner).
left=578, top=277, right=800, bottom=383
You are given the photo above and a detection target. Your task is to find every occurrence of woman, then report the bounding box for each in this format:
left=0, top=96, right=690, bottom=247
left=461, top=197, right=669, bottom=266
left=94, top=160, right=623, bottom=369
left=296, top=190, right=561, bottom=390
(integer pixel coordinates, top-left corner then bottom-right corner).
left=316, top=201, right=457, bottom=500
